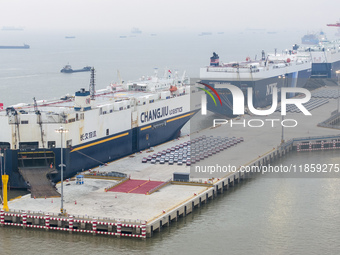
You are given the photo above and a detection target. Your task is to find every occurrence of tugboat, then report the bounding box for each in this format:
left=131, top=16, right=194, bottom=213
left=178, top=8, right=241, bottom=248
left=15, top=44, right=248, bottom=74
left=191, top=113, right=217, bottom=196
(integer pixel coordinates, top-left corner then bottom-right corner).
left=60, top=65, right=91, bottom=73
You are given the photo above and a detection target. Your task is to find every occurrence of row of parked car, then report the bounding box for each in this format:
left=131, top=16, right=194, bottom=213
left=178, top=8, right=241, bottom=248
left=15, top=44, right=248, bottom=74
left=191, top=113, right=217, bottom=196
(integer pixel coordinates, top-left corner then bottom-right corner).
left=141, top=135, right=244, bottom=166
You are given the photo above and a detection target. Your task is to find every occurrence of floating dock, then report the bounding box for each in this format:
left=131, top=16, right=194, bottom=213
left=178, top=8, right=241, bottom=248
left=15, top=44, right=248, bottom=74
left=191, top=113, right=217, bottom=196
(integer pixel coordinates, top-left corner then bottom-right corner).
left=3, top=86, right=340, bottom=238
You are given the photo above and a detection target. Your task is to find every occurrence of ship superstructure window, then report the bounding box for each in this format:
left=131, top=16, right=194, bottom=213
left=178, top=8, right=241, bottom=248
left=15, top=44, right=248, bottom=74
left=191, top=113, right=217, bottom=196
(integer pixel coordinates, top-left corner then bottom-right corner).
left=48, top=141, right=56, bottom=148
left=80, top=113, right=84, bottom=120
left=66, top=140, right=72, bottom=148
left=76, top=113, right=79, bottom=121
left=106, top=129, right=109, bottom=135
left=0, top=142, right=10, bottom=150
left=21, top=120, right=29, bottom=124
left=19, top=142, right=39, bottom=149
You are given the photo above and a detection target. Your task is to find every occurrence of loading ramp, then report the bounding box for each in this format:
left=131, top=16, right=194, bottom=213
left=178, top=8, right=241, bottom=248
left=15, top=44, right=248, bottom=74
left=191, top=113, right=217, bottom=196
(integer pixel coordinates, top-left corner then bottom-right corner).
left=19, top=167, right=61, bottom=198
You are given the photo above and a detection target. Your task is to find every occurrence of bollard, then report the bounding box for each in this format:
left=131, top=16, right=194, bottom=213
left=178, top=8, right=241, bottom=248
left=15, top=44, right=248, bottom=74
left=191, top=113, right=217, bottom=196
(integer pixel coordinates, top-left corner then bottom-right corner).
left=22, top=212, right=27, bottom=229
left=116, top=221, right=122, bottom=237
left=142, top=222, right=146, bottom=239
left=69, top=215, right=73, bottom=234
left=0, top=209, right=4, bottom=226
left=45, top=213, right=50, bottom=230
left=92, top=218, right=97, bottom=235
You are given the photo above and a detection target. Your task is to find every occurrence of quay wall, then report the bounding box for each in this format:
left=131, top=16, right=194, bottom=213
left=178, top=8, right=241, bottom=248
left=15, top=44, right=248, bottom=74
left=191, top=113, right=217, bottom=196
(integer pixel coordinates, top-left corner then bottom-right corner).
left=2, top=135, right=340, bottom=238
left=146, top=134, right=340, bottom=237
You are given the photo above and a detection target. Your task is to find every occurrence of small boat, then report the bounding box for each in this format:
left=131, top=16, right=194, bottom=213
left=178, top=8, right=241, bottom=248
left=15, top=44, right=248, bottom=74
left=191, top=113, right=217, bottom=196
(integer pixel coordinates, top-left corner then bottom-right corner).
left=60, top=65, right=92, bottom=73
left=1, top=26, right=24, bottom=31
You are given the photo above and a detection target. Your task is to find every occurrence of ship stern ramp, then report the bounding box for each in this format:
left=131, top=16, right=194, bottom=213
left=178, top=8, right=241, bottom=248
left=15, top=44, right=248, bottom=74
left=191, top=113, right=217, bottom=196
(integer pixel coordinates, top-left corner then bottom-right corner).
left=18, top=167, right=61, bottom=198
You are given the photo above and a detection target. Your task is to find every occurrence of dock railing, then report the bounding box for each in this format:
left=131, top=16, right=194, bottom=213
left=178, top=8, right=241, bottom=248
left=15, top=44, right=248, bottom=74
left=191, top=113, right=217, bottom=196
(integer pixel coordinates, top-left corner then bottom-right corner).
left=1, top=209, right=147, bottom=238
left=146, top=178, right=172, bottom=195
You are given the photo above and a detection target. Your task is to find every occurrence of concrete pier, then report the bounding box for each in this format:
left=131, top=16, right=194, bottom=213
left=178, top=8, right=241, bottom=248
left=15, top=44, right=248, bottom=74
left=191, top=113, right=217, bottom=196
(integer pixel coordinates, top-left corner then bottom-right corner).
left=4, top=86, right=340, bottom=238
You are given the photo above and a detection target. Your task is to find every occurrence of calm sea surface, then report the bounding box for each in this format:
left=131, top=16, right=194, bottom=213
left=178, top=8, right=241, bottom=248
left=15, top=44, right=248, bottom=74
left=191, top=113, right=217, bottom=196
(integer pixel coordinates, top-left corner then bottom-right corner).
left=0, top=30, right=339, bottom=254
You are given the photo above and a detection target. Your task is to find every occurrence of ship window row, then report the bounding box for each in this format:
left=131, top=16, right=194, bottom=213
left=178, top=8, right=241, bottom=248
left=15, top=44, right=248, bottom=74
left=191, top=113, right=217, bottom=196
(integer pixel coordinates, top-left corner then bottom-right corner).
left=273, top=65, right=287, bottom=69
left=67, top=140, right=72, bottom=147
left=0, top=142, right=10, bottom=150
left=99, top=105, right=131, bottom=115
left=19, top=142, right=39, bottom=149
left=48, top=141, right=56, bottom=148
left=207, top=68, right=261, bottom=73
left=14, top=141, right=74, bottom=149
left=66, top=113, right=85, bottom=123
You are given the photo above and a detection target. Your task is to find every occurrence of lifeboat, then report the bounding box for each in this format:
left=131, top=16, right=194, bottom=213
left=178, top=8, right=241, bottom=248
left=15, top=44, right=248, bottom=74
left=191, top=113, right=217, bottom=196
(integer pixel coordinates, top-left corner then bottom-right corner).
left=170, top=85, right=177, bottom=92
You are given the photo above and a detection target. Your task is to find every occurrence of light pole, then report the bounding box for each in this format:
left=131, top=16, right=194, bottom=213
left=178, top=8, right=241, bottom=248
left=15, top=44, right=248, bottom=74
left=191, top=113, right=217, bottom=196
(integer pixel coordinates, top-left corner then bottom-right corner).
left=336, top=70, right=340, bottom=113
left=55, top=126, right=68, bottom=214
left=279, top=74, right=286, bottom=144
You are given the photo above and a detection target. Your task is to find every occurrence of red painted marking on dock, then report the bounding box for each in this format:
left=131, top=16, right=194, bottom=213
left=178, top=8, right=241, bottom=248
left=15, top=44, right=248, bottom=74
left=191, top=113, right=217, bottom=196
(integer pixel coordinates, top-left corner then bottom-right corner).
left=108, top=179, right=164, bottom=194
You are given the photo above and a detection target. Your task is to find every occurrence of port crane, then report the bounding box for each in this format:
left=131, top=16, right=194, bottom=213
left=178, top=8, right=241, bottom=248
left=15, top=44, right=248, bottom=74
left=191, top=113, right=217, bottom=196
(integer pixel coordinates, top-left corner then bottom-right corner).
left=327, top=21, right=340, bottom=36
left=327, top=22, right=340, bottom=27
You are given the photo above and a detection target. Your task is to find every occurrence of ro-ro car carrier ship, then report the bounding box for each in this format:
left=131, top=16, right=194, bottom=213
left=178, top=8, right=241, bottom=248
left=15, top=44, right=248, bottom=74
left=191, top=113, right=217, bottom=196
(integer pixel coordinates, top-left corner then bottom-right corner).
left=199, top=50, right=312, bottom=117
left=0, top=69, right=202, bottom=188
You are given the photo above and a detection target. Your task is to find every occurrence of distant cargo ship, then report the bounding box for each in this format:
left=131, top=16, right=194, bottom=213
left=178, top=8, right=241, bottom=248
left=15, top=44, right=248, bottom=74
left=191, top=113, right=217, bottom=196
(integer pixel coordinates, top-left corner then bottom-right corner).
left=1, top=26, right=24, bottom=31
left=199, top=32, right=212, bottom=36
left=0, top=44, right=30, bottom=49
left=301, top=31, right=326, bottom=45
left=131, top=27, right=142, bottom=34
left=60, top=65, right=92, bottom=73
left=297, top=37, right=340, bottom=78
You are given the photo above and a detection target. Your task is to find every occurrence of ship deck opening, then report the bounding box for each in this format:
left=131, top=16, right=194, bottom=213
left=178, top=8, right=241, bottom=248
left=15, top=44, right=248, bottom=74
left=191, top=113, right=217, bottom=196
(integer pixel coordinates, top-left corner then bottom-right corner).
left=18, top=151, right=55, bottom=168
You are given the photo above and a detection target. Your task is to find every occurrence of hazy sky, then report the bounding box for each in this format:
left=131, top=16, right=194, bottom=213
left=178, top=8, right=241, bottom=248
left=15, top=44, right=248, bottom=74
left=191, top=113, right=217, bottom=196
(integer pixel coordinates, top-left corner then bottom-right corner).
left=0, top=0, right=339, bottom=32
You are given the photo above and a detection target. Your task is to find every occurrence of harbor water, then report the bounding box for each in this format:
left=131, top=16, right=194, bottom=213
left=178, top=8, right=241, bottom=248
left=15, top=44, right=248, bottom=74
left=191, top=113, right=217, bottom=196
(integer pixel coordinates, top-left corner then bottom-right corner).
left=1, top=30, right=340, bottom=254
left=1, top=151, right=340, bottom=255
